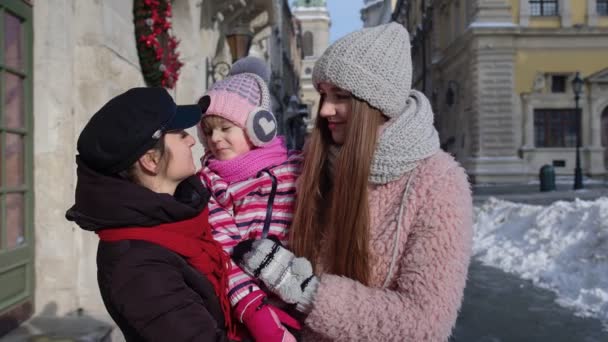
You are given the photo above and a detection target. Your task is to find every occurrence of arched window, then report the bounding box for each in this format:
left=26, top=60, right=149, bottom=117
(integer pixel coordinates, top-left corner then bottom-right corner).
left=302, top=31, right=314, bottom=57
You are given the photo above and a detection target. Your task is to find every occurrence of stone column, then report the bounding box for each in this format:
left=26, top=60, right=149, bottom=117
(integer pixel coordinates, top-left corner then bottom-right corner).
left=465, top=37, right=528, bottom=183
left=588, top=84, right=602, bottom=148
left=519, top=0, right=530, bottom=27
left=476, top=45, right=517, bottom=157
left=73, top=0, right=144, bottom=314
left=587, top=83, right=606, bottom=175
left=33, top=0, right=80, bottom=316
left=521, top=93, right=535, bottom=149
left=588, top=0, right=598, bottom=27
left=559, top=0, right=572, bottom=28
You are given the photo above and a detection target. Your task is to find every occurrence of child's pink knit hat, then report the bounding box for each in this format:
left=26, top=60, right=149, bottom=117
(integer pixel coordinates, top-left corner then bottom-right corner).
left=198, top=57, right=277, bottom=147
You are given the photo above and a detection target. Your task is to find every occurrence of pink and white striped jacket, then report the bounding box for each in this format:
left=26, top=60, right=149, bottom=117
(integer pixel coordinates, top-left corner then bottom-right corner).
left=198, top=153, right=301, bottom=306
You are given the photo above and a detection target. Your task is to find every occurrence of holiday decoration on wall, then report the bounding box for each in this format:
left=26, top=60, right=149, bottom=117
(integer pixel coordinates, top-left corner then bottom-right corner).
left=133, top=0, right=183, bottom=89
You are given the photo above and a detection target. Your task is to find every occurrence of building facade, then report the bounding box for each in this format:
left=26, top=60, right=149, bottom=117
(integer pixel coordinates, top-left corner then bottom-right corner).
left=394, top=0, right=608, bottom=183
left=0, top=0, right=301, bottom=337
left=268, top=0, right=305, bottom=148
left=292, top=0, right=331, bottom=129
left=361, top=0, right=399, bottom=27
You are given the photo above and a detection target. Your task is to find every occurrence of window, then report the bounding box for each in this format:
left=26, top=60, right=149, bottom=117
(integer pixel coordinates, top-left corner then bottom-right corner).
left=598, top=0, right=608, bottom=16
left=446, top=80, right=458, bottom=107
left=551, top=75, right=566, bottom=93
left=529, top=0, right=558, bottom=16
left=446, top=87, right=455, bottom=106
left=0, top=0, right=33, bottom=335
left=302, top=31, right=313, bottom=57
left=553, top=160, right=566, bottom=167
left=534, top=109, right=578, bottom=147
left=2, top=6, right=30, bottom=251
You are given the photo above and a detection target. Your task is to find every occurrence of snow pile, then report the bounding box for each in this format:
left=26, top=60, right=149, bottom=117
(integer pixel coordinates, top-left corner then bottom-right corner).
left=474, top=197, right=608, bottom=323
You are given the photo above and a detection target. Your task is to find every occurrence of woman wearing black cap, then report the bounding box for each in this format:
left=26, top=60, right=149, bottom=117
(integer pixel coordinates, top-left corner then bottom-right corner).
left=66, top=87, right=234, bottom=341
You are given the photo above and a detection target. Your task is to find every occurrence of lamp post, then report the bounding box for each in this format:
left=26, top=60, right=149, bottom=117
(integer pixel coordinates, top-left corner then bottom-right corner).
left=206, top=29, right=253, bottom=89
left=572, top=71, right=584, bottom=190
left=226, top=31, right=253, bottom=62
left=205, top=58, right=230, bottom=89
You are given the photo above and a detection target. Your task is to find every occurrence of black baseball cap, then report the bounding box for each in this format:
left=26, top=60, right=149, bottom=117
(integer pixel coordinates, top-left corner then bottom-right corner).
left=77, top=87, right=208, bottom=175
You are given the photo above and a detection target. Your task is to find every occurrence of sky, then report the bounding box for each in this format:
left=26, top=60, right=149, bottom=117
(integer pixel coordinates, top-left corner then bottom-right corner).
left=326, top=0, right=363, bottom=42
left=289, top=0, right=363, bottom=43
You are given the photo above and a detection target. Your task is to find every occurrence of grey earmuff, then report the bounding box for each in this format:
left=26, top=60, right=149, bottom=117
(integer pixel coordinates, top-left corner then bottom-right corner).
left=244, top=74, right=277, bottom=147
left=246, top=107, right=277, bottom=146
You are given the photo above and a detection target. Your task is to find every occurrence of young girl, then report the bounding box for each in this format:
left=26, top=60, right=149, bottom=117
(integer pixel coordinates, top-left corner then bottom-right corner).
left=235, top=23, right=474, bottom=341
left=197, top=57, right=301, bottom=342
left=66, top=87, right=234, bottom=341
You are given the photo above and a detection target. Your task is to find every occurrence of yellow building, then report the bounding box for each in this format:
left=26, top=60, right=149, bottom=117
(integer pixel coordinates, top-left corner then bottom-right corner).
left=394, top=0, right=608, bottom=183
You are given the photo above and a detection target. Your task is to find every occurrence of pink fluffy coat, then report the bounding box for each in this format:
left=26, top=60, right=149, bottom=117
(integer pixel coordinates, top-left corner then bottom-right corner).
left=303, top=151, right=473, bottom=341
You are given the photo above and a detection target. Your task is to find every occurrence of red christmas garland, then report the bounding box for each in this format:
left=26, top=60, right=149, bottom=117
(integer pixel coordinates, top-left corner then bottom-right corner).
left=133, top=0, right=183, bottom=88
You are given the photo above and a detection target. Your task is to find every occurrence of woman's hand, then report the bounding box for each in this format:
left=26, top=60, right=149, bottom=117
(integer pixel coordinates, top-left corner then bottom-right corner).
left=233, top=237, right=319, bottom=313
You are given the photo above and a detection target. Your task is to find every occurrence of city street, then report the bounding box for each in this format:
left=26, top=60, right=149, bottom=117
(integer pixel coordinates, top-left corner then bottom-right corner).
left=452, top=261, right=608, bottom=342
left=454, top=185, right=608, bottom=341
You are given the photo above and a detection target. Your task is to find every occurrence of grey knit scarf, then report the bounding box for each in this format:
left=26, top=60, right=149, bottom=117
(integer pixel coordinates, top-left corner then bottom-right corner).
left=370, top=90, right=439, bottom=184
left=326, top=90, right=439, bottom=185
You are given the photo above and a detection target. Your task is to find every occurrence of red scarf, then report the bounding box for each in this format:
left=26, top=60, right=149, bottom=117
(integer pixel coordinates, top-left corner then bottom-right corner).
left=97, top=209, right=236, bottom=338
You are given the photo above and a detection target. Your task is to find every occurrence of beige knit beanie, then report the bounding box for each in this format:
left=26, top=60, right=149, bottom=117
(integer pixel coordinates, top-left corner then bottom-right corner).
left=312, top=22, right=411, bottom=118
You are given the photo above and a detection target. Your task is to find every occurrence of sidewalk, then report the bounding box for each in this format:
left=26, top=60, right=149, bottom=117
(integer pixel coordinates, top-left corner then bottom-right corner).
left=2, top=180, right=606, bottom=341
left=0, top=310, right=123, bottom=342
left=473, top=178, right=608, bottom=205
left=451, top=261, right=608, bottom=342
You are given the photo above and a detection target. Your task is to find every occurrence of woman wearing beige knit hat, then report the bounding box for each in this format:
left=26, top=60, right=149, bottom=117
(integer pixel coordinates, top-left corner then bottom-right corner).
left=233, top=22, right=474, bottom=341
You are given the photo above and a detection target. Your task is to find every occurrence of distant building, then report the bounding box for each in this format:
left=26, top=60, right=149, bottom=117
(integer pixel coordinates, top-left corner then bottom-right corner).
left=361, top=0, right=399, bottom=27
left=292, top=0, right=331, bottom=129
left=269, top=0, right=305, bottom=148
left=394, top=0, right=608, bottom=183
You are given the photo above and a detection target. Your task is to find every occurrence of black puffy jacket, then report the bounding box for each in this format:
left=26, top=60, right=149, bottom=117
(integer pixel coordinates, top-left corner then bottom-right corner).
left=66, top=158, right=229, bottom=342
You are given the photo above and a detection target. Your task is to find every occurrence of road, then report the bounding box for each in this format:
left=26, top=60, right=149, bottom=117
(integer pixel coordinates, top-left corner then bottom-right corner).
left=451, top=261, right=608, bottom=342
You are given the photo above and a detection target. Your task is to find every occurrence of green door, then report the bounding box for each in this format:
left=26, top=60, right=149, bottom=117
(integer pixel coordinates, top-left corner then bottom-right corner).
left=0, top=0, right=33, bottom=335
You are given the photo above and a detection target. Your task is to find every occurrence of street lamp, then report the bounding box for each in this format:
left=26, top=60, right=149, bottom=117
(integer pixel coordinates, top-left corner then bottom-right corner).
left=226, top=31, right=253, bottom=62
left=206, top=29, right=253, bottom=89
left=572, top=71, right=584, bottom=190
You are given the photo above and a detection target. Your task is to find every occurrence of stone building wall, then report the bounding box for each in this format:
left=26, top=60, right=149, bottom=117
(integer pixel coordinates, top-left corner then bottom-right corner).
left=32, top=0, right=221, bottom=315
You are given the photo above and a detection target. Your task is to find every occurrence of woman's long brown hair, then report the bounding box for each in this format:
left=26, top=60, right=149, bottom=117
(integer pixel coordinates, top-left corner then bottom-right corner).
left=289, top=96, right=385, bottom=285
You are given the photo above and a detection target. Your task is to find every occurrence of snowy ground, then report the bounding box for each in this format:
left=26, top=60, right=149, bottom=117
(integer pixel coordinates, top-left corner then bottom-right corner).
left=473, top=197, right=608, bottom=327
